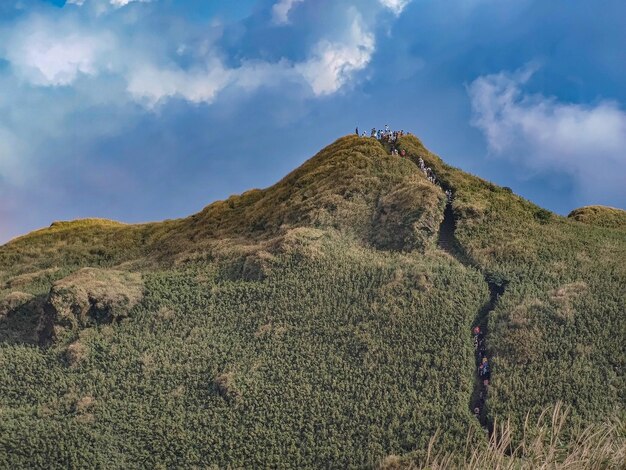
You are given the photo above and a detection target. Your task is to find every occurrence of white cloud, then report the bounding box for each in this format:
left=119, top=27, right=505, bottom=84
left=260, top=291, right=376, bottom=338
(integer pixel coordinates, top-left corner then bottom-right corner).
left=2, top=5, right=376, bottom=101
left=469, top=66, right=626, bottom=199
left=272, top=0, right=304, bottom=25
left=126, top=60, right=233, bottom=106
left=296, top=14, right=375, bottom=95
left=3, top=23, right=112, bottom=86
left=379, top=0, right=411, bottom=15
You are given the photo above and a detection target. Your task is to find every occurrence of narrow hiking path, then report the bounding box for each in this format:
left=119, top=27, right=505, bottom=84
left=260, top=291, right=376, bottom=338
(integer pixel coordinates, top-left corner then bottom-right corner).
left=376, top=135, right=508, bottom=434
left=437, top=200, right=506, bottom=435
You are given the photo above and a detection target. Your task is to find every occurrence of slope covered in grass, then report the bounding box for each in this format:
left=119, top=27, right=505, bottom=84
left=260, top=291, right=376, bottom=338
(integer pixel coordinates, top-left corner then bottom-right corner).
left=396, top=135, right=625, bottom=440
left=0, top=135, right=624, bottom=468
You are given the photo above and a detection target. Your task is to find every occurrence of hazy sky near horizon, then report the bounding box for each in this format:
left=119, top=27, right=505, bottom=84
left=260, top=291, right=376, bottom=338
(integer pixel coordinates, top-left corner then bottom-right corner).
left=1, top=0, right=625, bottom=242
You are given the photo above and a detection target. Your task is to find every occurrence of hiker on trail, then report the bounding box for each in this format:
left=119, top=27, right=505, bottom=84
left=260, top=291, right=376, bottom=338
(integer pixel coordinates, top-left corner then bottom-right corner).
left=473, top=326, right=481, bottom=348
left=477, top=348, right=486, bottom=364
left=474, top=407, right=480, bottom=418
left=361, top=131, right=367, bottom=137
left=418, top=157, right=425, bottom=170
left=371, top=128, right=377, bottom=138
left=356, top=127, right=359, bottom=136
left=479, top=358, right=490, bottom=379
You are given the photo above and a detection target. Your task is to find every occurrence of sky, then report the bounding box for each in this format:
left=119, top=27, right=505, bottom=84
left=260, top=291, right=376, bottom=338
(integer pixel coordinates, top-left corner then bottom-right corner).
left=0, top=0, right=625, bottom=243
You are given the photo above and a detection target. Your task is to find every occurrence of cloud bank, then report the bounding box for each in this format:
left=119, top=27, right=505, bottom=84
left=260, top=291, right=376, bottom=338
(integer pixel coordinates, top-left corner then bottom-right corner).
left=2, top=4, right=378, bottom=105
left=469, top=66, right=626, bottom=200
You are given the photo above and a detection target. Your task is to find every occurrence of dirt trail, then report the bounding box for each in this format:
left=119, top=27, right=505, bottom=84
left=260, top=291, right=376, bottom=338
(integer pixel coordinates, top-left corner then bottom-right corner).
left=437, top=200, right=506, bottom=434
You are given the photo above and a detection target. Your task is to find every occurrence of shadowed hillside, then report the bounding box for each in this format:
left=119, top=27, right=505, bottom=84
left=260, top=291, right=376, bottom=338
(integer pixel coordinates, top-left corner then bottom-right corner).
left=0, top=135, right=624, bottom=468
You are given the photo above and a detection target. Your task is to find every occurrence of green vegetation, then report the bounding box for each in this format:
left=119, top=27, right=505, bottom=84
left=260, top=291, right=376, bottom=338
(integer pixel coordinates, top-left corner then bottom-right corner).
left=0, top=135, right=624, bottom=468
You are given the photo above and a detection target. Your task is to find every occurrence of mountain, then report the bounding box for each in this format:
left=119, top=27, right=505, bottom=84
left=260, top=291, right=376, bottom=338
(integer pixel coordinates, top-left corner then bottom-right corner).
left=0, top=135, right=624, bottom=468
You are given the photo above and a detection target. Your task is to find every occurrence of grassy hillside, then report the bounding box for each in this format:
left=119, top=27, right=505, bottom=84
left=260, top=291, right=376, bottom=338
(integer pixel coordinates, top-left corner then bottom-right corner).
left=396, top=135, right=625, bottom=441
left=0, top=135, right=624, bottom=468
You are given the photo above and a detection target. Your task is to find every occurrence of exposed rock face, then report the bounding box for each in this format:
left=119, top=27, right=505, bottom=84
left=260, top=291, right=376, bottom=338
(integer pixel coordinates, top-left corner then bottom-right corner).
left=40, top=268, right=143, bottom=343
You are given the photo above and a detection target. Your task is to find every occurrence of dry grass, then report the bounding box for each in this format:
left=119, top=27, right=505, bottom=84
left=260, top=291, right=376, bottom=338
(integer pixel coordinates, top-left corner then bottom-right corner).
left=65, top=340, right=89, bottom=367
left=371, top=175, right=444, bottom=251
left=0, top=291, right=34, bottom=316
left=42, top=268, right=144, bottom=341
left=4, top=267, right=60, bottom=289
left=550, top=282, right=588, bottom=320
left=381, top=403, right=626, bottom=469
left=568, top=206, right=626, bottom=230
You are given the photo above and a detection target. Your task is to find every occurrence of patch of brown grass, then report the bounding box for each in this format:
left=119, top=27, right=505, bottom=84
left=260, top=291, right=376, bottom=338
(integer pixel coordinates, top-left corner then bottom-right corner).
left=42, top=268, right=144, bottom=341
left=0, top=291, right=34, bottom=316
left=65, top=340, right=89, bottom=367
left=568, top=205, right=626, bottom=230
left=497, top=299, right=545, bottom=364
left=155, top=306, right=176, bottom=321
left=549, top=282, right=587, bottom=320
left=371, top=175, right=445, bottom=252
left=5, top=267, right=60, bottom=289
left=254, top=322, right=288, bottom=338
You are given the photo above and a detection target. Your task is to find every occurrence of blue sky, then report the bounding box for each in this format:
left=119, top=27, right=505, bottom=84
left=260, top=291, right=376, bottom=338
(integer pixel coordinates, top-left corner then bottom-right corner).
left=1, top=0, right=625, bottom=242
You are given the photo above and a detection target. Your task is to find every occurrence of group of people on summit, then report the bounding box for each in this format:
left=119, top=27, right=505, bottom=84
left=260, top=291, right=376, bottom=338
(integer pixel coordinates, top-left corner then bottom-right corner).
left=355, top=125, right=454, bottom=202
left=356, top=124, right=406, bottom=142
